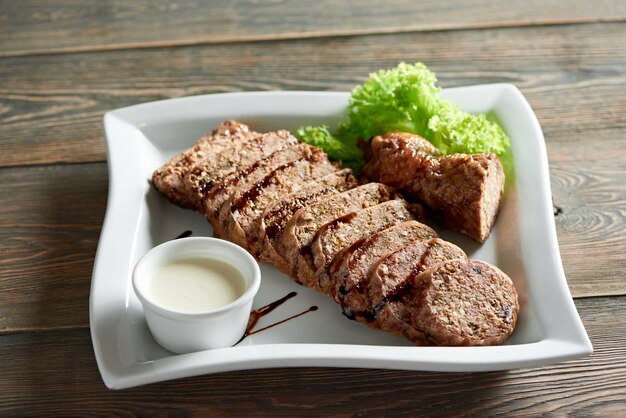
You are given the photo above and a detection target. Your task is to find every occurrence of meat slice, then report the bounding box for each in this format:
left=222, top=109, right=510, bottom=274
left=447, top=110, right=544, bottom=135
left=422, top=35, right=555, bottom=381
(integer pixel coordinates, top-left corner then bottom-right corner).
left=367, top=238, right=468, bottom=309
left=258, top=169, right=357, bottom=273
left=153, top=121, right=296, bottom=211
left=202, top=142, right=316, bottom=235
left=362, top=132, right=440, bottom=181
left=328, top=221, right=438, bottom=309
left=358, top=238, right=467, bottom=344
left=363, top=132, right=505, bottom=242
left=405, top=258, right=519, bottom=346
left=311, top=201, right=418, bottom=296
left=277, top=183, right=398, bottom=288
left=219, top=149, right=339, bottom=258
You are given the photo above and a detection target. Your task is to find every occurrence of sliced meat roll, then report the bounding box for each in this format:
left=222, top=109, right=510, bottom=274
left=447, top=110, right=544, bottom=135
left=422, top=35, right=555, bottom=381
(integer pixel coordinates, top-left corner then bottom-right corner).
left=362, top=132, right=440, bottom=182
left=358, top=238, right=467, bottom=344
left=219, top=149, right=339, bottom=257
left=366, top=238, right=467, bottom=310
left=311, top=201, right=419, bottom=296
left=202, top=142, right=316, bottom=235
left=277, top=183, right=398, bottom=288
left=258, top=169, right=357, bottom=272
left=329, top=221, right=438, bottom=308
left=405, top=258, right=519, bottom=346
left=363, top=132, right=505, bottom=242
left=153, top=121, right=296, bottom=210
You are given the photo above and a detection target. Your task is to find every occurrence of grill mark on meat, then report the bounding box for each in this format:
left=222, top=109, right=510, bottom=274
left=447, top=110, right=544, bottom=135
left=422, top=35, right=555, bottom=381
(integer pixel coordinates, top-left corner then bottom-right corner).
left=231, top=160, right=299, bottom=212
left=277, top=183, right=398, bottom=287
left=339, top=256, right=417, bottom=321
left=264, top=187, right=335, bottom=240
left=194, top=131, right=290, bottom=197
left=330, top=221, right=438, bottom=316
left=154, top=121, right=299, bottom=212
left=206, top=144, right=319, bottom=236
left=223, top=153, right=339, bottom=258
left=258, top=173, right=357, bottom=274
left=366, top=239, right=466, bottom=304
left=321, top=211, right=358, bottom=231
left=260, top=169, right=356, bottom=250
left=384, top=259, right=425, bottom=303
left=313, top=202, right=410, bottom=274
left=206, top=151, right=277, bottom=202
left=230, top=146, right=333, bottom=216
left=313, top=200, right=416, bottom=296
left=340, top=238, right=466, bottom=339
left=346, top=236, right=377, bottom=271
left=209, top=142, right=307, bottom=205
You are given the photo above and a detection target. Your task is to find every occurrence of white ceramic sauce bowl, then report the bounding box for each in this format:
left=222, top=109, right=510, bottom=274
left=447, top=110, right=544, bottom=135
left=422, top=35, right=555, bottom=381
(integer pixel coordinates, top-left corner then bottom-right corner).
left=132, top=237, right=261, bottom=354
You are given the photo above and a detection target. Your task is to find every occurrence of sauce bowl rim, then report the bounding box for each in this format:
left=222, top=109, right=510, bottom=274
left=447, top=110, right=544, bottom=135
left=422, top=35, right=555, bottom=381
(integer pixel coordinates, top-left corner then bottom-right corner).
left=132, top=237, right=261, bottom=319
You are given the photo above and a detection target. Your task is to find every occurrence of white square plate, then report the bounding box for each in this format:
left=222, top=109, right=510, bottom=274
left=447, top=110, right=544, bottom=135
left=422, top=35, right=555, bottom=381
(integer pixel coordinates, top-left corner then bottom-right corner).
left=91, top=85, right=592, bottom=389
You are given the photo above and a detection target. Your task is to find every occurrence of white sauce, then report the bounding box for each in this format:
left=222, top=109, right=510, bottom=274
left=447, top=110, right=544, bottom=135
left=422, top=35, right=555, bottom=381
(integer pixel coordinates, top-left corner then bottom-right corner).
left=149, top=257, right=246, bottom=313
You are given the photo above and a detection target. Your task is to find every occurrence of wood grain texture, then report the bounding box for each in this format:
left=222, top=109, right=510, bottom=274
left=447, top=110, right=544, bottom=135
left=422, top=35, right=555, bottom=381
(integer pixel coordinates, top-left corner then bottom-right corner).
left=548, top=129, right=626, bottom=297
left=0, top=163, right=107, bottom=332
left=0, top=297, right=620, bottom=415
left=1, top=0, right=625, bottom=57
left=1, top=22, right=624, bottom=167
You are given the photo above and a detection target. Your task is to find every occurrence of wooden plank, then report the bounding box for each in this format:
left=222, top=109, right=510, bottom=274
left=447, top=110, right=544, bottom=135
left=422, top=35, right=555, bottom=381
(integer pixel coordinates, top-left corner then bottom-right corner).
left=548, top=129, right=626, bottom=297
left=1, top=22, right=624, bottom=167
left=0, top=297, right=622, bottom=415
left=1, top=0, right=625, bottom=57
left=0, top=163, right=107, bottom=332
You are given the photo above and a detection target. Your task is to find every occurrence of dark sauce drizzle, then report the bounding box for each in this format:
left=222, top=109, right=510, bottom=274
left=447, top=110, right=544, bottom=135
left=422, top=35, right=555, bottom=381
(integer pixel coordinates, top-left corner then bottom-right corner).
left=235, top=292, right=318, bottom=345
left=339, top=251, right=430, bottom=321
left=175, top=230, right=193, bottom=239
left=232, top=160, right=298, bottom=212
left=264, top=187, right=334, bottom=240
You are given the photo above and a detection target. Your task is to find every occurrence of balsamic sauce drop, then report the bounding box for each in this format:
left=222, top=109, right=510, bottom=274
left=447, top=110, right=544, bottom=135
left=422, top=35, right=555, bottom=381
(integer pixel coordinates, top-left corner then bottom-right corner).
left=175, top=230, right=193, bottom=239
left=235, top=292, right=318, bottom=345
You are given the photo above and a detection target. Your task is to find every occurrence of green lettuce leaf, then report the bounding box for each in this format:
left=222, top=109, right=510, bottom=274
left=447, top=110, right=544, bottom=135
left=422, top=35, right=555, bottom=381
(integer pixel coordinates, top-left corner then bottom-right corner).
left=295, top=62, right=511, bottom=173
left=296, top=125, right=364, bottom=171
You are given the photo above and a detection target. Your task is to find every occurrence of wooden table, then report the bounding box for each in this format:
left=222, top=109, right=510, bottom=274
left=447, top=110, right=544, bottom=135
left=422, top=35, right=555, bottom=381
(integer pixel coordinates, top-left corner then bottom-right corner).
left=2, top=1, right=625, bottom=414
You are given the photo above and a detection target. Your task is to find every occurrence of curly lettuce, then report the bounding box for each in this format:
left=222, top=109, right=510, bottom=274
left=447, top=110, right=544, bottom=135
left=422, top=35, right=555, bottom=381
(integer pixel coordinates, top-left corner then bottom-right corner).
left=296, top=125, right=364, bottom=171
left=296, top=62, right=511, bottom=172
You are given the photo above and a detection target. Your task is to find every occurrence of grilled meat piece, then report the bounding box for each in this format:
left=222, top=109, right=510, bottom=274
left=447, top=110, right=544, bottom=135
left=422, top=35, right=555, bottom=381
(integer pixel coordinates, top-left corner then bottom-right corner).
left=312, top=200, right=416, bottom=295
left=219, top=149, right=338, bottom=258
left=203, top=142, right=315, bottom=236
left=363, top=238, right=467, bottom=343
left=277, top=183, right=398, bottom=288
left=258, top=169, right=357, bottom=272
left=367, top=238, right=467, bottom=309
left=153, top=120, right=296, bottom=211
left=329, top=221, right=438, bottom=309
left=363, top=132, right=505, bottom=242
left=405, top=258, right=519, bottom=346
